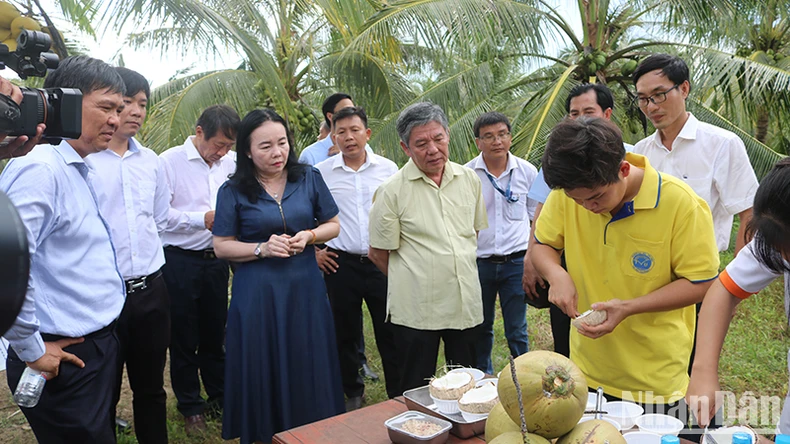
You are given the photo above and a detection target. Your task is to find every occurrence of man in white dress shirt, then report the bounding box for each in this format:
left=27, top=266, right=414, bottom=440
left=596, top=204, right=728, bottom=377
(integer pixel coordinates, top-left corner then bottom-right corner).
left=87, top=67, right=170, bottom=443
left=632, top=54, right=758, bottom=255
left=465, top=112, right=538, bottom=374
left=1, top=55, right=127, bottom=443
left=315, top=107, right=399, bottom=410
left=159, top=104, right=239, bottom=434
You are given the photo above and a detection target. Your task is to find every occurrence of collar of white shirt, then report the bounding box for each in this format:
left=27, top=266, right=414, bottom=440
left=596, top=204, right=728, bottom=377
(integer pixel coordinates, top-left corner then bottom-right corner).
left=471, top=152, right=518, bottom=178
left=649, top=112, right=699, bottom=149
left=330, top=145, right=376, bottom=172
left=56, top=141, right=87, bottom=167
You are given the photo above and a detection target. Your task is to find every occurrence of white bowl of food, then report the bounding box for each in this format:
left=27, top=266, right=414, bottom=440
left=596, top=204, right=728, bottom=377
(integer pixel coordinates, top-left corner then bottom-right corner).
left=448, top=367, right=485, bottom=381
left=458, top=380, right=498, bottom=422
left=635, top=414, right=684, bottom=436
left=624, top=431, right=663, bottom=444
left=603, top=401, right=644, bottom=430
left=428, top=371, right=476, bottom=414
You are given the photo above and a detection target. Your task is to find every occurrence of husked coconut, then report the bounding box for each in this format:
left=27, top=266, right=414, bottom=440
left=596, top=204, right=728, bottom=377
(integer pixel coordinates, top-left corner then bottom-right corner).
left=429, top=371, right=475, bottom=400
left=571, top=309, right=607, bottom=329
left=458, top=381, right=498, bottom=414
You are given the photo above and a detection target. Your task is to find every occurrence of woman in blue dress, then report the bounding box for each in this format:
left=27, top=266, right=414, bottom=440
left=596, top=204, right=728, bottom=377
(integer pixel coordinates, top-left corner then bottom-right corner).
left=213, top=109, right=344, bottom=443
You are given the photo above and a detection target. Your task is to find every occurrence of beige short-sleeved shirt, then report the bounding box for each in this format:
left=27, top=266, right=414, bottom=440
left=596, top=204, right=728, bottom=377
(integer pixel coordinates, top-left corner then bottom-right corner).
left=369, top=159, right=488, bottom=330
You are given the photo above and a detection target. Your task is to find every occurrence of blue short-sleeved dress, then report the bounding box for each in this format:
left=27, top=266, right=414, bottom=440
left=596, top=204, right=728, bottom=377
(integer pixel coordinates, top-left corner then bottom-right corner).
left=214, top=167, right=345, bottom=443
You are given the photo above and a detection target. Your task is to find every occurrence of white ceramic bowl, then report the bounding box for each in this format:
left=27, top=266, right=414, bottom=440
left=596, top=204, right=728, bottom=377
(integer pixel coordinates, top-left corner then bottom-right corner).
left=586, top=392, right=609, bottom=411
left=702, top=426, right=757, bottom=444
left=448, top=367, right=485, bottom=381
left=429, top=395, right=460, bottom=414
left=635, top=414, right=684, bottom=436
left=578, top=416, right=623, bottom=432
left=604, top=401, right=644, bottom=430
left=460, top=410, right=489, bottom=422
left=624, top=431, right=663, bottom=444
left=476, top=378, right=498, bottom=388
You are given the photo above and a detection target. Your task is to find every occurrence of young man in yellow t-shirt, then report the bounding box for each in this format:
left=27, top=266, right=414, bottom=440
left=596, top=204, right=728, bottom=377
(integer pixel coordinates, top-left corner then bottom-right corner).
left=531, top=117, right=719, bottom=437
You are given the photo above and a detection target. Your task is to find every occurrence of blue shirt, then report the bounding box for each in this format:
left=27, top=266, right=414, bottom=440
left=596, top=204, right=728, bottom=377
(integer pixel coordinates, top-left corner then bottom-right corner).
left=0, top=142, right=125, bottom=362
left=528, top=143, right=633, bottom=204
left=298, top=136, right=334, bottom=166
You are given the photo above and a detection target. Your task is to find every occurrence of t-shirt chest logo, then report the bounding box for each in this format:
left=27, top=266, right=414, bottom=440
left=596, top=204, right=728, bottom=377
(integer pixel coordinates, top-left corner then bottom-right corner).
left=631, top=252, right=655, bottom=273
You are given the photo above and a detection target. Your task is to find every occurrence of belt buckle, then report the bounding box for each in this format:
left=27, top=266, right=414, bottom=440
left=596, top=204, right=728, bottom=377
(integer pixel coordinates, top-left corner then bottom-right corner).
left=359, top=255, right=368, bottom=263
left=490, top=256, right=506, bottom=264
left=204, top=250, right=216, bottom=260
left=126, top=277, right=147, bottom=294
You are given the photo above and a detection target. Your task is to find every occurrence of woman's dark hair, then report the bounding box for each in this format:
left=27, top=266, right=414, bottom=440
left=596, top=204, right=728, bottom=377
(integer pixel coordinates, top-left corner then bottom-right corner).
left=745, top=157, right=790, bottom=273
left=230, top=108, right=307, bottom=203
left=542, top=117, right=626, bottom=190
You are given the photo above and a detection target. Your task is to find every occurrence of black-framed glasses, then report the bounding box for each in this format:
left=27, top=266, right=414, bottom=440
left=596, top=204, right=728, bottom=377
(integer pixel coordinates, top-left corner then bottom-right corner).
left=634, top=84, right=680, bottom=108
left=477, top=132, right=512, bottom=143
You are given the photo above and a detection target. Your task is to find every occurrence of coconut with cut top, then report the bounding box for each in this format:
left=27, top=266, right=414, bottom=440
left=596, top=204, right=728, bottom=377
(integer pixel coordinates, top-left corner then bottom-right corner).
left=458, top=381, right=499, bottom=414
left=428, top=371, right=476, bottom=400
left=571, top=309, right=607, bottom=329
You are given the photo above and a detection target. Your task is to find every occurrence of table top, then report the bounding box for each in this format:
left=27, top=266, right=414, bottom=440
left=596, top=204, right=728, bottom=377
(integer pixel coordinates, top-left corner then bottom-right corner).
left=272, top=397, right=486, bottom=444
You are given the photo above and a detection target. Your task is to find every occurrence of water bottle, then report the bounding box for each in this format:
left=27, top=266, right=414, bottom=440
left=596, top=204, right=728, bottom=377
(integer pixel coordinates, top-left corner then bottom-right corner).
left=13, top=367, right=47, bottom=408
left=775, top=434, right=790, bottom=444
left=661, top=435, right=680, bottom=444
left=732, top=432, right=753, bottom=444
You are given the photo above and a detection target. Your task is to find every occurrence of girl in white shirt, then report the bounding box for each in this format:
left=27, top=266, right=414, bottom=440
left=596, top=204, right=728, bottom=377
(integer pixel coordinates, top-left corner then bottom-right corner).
left=686, top=157, right=790, bottom=432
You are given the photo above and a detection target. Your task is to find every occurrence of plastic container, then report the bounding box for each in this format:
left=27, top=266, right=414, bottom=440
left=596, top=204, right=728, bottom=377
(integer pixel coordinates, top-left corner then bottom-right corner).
left=703, top=426, right=757, bottom=444
left=604, top=401, right=644, bottom=430
left=661, top=435, right=680, bottom=444
left=732, top=432, right=752, bottom=444
left=635, top=414, right=685, bottom=436
left=13, top=367, right=47, bottom=408
left=624, top=431, right=663, bottom=444
left=429, top=395, right=460, bottom=414
left=385, top=411, right=452, bottom=444
left=448, top=367, right=485, bottom=382
left=775, top=434, right=790, bottom=444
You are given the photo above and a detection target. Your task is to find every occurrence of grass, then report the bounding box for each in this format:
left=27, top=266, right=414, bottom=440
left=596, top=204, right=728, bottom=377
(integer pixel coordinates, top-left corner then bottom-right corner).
left=1, top=252, right=788, bottom=443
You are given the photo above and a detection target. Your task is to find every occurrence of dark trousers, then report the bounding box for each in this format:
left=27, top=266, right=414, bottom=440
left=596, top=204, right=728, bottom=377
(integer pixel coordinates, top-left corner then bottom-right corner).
left=163, top=247, right=229, bottom=417
left=394, top=323, right=481, bottom=394
left=112, top=272, right=171, bottom=444
left=550, top=303, right=571, bottom=357
left=6, top=325, right=120, bottom=444
left=325, top=250, right=400, bottom=399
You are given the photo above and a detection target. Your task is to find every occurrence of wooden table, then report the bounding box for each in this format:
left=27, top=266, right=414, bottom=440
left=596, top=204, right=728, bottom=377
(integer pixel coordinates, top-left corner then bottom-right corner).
left=272, top=397, right=486, bottom=443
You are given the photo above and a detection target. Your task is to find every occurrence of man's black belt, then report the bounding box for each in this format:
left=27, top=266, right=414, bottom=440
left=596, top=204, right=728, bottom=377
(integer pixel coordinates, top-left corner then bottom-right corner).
left=41, top=320, right=117, bottom=342
left=165, top=246, right=217, bottom=260
left=480, top=249, right=527, bottom=264
left=124, top=269, right=163, bottom=294
left=327, top=247, right=372, bottom=264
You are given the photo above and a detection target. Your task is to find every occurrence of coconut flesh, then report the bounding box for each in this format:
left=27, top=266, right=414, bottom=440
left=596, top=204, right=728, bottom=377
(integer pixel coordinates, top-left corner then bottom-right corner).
left=458, top=381, right=498, bottom=414
left=428, top=371, right=476, bottom=400
left=571, top=309, right=607, bottom=329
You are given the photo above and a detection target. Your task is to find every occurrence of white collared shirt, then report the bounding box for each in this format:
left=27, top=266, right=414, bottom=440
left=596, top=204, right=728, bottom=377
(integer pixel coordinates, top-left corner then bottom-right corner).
left=87, top=138, right=169, bottom=279
left=633, top=113, right=759, bottom=251
left=465, top=153, right=539, bottom=258
left=316, top=148, right=398, bottom=255
left=159, top=136, right=237, bottom=250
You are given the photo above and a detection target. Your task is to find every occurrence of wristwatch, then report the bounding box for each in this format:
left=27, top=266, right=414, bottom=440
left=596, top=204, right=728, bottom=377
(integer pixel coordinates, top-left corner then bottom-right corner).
left=253, top=242, right=264, bottom=259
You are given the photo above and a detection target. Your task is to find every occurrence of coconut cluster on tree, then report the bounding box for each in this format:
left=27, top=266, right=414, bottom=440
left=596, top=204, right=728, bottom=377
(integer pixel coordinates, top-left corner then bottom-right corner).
left=0, top=2, right=46, bottom=52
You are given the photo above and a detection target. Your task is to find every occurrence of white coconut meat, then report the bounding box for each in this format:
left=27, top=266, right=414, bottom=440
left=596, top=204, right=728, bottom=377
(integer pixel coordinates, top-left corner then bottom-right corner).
left=571, top=309, right=607, bottom=329
left=459, top=381, right=499, bottom=414
left=429, top=371, right=476, bottom=400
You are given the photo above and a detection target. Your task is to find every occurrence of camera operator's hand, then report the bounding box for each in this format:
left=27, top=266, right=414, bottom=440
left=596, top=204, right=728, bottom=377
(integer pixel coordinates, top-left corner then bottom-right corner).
left=0, top=78, right=46, bottom=159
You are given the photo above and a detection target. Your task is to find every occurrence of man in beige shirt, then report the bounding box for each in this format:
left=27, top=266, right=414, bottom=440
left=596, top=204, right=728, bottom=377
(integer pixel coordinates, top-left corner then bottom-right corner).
left=369, top=102, right=488, bottom=393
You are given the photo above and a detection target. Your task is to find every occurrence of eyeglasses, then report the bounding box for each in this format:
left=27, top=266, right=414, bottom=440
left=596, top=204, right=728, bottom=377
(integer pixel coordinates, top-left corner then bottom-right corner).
left=477, top=132, right=512, bottom=143
left=634, top=84, right=680, bottom=108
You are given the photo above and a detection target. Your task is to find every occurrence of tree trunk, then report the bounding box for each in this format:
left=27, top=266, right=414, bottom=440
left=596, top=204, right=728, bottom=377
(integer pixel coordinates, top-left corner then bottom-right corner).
left=755, top=106, right=769, bottom=143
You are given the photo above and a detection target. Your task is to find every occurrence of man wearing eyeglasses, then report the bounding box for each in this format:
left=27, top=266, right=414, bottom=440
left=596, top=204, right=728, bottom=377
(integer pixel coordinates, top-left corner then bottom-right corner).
left=464, top=112, right=538, bottom=374
left=632, top=54, right=757, bottom=256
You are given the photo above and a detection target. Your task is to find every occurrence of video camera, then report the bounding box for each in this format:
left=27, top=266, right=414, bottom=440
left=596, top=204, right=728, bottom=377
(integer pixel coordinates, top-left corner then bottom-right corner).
left=0, top=29, right=82, bottom=145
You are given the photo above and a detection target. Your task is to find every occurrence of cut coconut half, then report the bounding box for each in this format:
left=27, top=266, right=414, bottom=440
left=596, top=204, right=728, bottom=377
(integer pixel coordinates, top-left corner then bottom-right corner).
left=571, top=309, right=607, bottom=329
left=429, top=371, right=476, bottom=401
left=459, top=381, right=499, bottom=414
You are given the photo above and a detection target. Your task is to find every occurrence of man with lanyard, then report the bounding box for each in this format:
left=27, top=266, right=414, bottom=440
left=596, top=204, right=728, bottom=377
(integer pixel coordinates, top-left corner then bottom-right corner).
left=465, top=112, right=538, bottom=374
left=159, top=104, right=239, bottom=434
left=315, top=106, right=399, bottom=411
left=87, top=67, right=171, bottom=443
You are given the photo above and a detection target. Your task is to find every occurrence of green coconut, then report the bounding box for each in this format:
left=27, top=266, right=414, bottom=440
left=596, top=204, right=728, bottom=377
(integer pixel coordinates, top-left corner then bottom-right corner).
left=556, top=419, right=626, bottom=444
left=485, top=402, right=521, bottom=442
left=489, top=431, right=553, bottom=444
left=497, top=350, right=588, bottom=439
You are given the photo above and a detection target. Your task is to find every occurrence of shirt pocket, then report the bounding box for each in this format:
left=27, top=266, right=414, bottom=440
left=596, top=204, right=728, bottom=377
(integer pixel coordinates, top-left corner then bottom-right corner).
left=445, top=203, right=476, bottom=238
left=138, top=180, right=156, bottom=216
left=620, top=235, right=666, bottom=280
left=505, top=194, right=527, bottom=221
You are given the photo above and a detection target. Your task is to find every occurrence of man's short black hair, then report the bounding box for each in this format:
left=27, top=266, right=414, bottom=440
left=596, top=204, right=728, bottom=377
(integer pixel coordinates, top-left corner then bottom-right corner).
left=196, top=104, right=240, bottom=141
left=473, top=112, right=511, bottom=137
left=632, top=54, right=690, bottom=88
left=115, top=67, right=150, bottom=100
left=565, top=83, right=615, bottom=113
left=44, top=55, right=125, bottom=96
left=542, top=117, right=626, bottom=190
left=321, top=93, right=353, bottom=127
left=332, top=106, right=368, bottom=128
left=746, top=157, right=790, bottom=274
